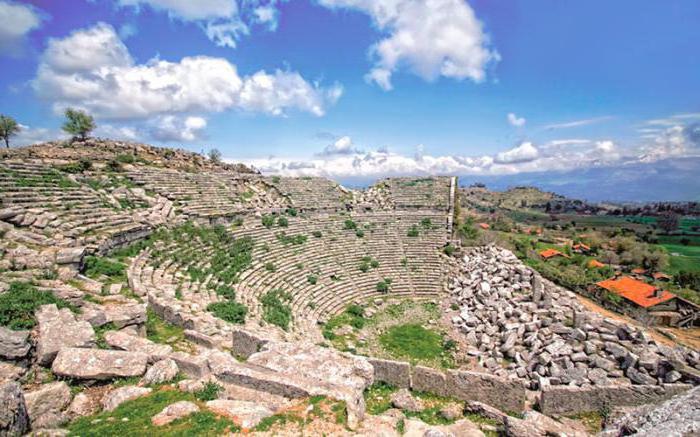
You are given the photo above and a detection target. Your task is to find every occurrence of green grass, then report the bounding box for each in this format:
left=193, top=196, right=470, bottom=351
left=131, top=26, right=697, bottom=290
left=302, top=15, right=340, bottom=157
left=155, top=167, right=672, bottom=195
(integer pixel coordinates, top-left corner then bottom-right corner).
left=659, top=243, right=700, bottom=273
left=364, top=383, right=463, bottom=425
left=83, top=256, right=127, bottom=282
left=145, top=309, right=188, bottom=351
left=0, top=282, right=77, bottom=330
left=379, top=324, right=445, bottom=361
left=67, top=388, right=238, bottom=436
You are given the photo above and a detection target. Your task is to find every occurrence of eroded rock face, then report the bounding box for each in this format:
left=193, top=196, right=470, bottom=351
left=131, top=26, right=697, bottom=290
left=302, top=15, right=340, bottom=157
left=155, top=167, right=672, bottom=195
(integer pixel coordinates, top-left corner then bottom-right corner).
left=205, top=400, right=274, bottom=429
left=51, top=348, right=147, bottom=380
left=151, top=401, right=199, bottom=426
left=101, top=386, right=152, bottom=412
left=0, top=327, right=31, bottom=360
left=36, top=304, right=95, bottom=366
left=0, top=381, right=29, bottom=436
left=24, top=381, right=72, bottom=430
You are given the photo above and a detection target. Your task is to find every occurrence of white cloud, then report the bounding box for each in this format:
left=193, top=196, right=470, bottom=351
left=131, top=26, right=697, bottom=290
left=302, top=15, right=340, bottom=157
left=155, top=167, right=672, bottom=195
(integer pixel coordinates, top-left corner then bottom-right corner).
left=11, top=124, right=67, bottom=147
left=544, top=139, right=591, bottom=147
left=0, top=0, right=43, bottom=55
left=32, top=23, right=341, bottom=119
left=149, top=115, right=208, bottom=142
left=319, top=136, right=361, bottom=156
left=319, top=0, right=499, bottom=90
left=494, top=142, right=539, bottom=164
left=544, top=116, right=613, bottom=130
left=638, top=123, right=700, bottom=163
left=117, top=0, right=286, bottom=48
left=507, top=112, right=525, bottom=127
left=118, top=23, right=138, bottom=40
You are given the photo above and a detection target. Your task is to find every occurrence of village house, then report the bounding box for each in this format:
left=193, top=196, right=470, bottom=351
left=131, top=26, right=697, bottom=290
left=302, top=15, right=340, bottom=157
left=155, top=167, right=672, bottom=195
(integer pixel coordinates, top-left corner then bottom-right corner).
left=593, top=276, right=699, bottom=327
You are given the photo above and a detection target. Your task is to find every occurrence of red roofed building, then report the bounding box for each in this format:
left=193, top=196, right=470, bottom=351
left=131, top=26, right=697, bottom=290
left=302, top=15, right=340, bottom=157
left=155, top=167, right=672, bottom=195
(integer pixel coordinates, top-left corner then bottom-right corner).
left=593, top=275, right=699, bottom=327
left=631, top=268, right=647, bottom=276
left=539, top=248, right=569, bottom=260
left=478, top=222, right=490, bottom=230
left=652, top=272, right=672, bottom=281
left=572, top=243, right=591, bottom=254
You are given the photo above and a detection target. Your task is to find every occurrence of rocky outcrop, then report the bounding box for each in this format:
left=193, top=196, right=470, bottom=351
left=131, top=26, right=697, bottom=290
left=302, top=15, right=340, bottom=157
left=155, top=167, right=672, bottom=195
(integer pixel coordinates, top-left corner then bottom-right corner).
left=35, top=305, right=95, bottom=366
left=23, top=382, right=72, bottom=429
left=449, top=246, right=699, bottom=388
left=0, top=327, right=31, bottom=360
left=51, top=348, right=147, bottom=380
left=0, top=381, right=29, bottom=436
left=390, top=388, right=424, bottom=412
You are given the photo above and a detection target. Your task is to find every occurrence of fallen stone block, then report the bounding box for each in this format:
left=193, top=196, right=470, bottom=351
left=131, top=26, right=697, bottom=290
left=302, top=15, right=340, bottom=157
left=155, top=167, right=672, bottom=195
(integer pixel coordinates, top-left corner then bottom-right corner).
left=24, top=381, right=71, bottom=429
left=151, top=401, right=199, bottom=426
left=205, top=400, right=274, bottom=429
left=102, top=386, right=152, bottom=412
left=0, top=327, right=31, bottom=360
left=36, top=304, right=95, bottom=366
left=0, top=381, right=29, bottom=436
left=103, top=331, right=171, bottom=363
left=52, top=348, right=148, bottom=380
left=141, top=359, right=179, bottom=385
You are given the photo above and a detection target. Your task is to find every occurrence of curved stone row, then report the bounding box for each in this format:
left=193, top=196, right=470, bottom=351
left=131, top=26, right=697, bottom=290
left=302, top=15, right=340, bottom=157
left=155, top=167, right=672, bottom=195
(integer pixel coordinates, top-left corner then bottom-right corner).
left=130, top=211, right=451, bottom=340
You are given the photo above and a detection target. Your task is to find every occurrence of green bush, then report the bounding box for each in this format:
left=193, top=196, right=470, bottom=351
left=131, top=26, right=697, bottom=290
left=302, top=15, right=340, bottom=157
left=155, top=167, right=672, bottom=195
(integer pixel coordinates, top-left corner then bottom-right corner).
left=376, top=280, right=390, bottom=293
left=206, top=301, right=247, bottom=324
left=265, top=262, right=276, bottom=272
left=83, top=256, right=126, bottom=281
left=195, top=382, right=223, bottom=401
left=355, top=229, right=365, bottom=238
left=443, top=244, right=456, bottom=256
left=286, top=208, right=298, bottom=217
left=58, top=158, right=92, bottom=174
left=262, top=215, right=275, bottom=228
left=116, top=154, right=136, bottom=164
left=106, top=160, right=122, bottom=172
left=312, top=230, right=322, bottom=238
left=307, top=275, right=318, bottom=285
left=0, top=282, right=76, bottom=330
left=359, top=262, right=370, bottom=273
left=260, top=289, right=293, bottom=330
left=277, top=217, right=289, bottom=227
left=407, top=226, right=419, bottom=237
left=420, top=218, right=433, bottom=229
left=271, top=176, right=281, bottom=184
left=215, top=285, right=236, bottom=300
left=370, top=259, right=380, bottom=268
left=344, top=220, right=357, bottom=230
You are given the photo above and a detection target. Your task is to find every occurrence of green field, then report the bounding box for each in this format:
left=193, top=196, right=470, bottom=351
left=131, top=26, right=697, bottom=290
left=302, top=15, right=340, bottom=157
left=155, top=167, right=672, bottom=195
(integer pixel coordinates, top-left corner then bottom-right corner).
left=660, top=243, right=700, bottom=273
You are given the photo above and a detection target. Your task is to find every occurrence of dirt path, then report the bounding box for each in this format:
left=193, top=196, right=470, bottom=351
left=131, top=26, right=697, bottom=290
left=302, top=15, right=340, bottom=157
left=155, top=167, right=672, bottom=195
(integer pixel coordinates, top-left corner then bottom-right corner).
left=576, top=295, right=700, bottom=350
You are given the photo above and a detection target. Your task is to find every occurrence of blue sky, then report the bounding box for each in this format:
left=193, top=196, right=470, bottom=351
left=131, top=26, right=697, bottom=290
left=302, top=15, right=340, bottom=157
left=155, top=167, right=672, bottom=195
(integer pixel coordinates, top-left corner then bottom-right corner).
left=1, top=0, right=699, bottom=200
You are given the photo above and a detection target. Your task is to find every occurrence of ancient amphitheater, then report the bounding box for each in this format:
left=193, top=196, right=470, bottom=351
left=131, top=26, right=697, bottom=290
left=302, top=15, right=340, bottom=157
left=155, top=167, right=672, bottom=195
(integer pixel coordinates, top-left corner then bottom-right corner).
left=0, top=140, right=698, bottom=436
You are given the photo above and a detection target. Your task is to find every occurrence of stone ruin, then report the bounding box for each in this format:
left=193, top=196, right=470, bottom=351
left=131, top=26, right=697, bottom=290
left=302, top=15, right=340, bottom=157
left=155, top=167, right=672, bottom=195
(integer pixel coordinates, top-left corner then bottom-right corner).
left=0, top=140, right=697, bottom=435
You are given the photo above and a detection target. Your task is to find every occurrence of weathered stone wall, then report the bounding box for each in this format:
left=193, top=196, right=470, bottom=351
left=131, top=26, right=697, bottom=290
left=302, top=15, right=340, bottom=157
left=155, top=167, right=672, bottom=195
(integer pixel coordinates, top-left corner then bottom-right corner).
left=447, top=370, right=527, bottom=413
left=367, top=358, right=411, bottom=388
left=539, top=384, right=693, bottom=416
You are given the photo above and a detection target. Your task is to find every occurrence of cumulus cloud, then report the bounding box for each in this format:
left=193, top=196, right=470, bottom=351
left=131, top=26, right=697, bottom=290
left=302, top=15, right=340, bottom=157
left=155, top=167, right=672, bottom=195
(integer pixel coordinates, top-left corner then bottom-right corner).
left=0, top=0, right=43, bottom=55
left=507, top=112, right=525, bottom=127
left=11, top=124, right=67, bottom=147
left=638, top=122, right=700, bottom=163
left=495, top=142, right=539, bottom=164
left=32, top=23, right=342, bottom=120
left=149, top=115, right=208, bottom=142
left=318, top=136, right=361, bottom=156
left=319, top=0, right=499, bottom=90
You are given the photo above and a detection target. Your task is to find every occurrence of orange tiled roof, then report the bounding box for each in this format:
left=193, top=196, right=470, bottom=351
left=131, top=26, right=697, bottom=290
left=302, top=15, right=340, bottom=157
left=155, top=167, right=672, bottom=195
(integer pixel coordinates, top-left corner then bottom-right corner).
left=539, top=248, right=567, bottom=259
left=478, top=223, right=490, bottom=230
left=573, top=243, right=591, bottom=251
left=596, top=276, right=675, bottom=308
left=653, top=272, right=672, bottom=280
left=588, top=259, right=605, bottom=268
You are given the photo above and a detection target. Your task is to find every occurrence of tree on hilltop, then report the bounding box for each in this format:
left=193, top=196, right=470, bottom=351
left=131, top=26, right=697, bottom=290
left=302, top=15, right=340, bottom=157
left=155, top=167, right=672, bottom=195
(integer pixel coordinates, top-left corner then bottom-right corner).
left=62, top=108, right=95, bottom=140
left=208, top=148, right=222, bottom=163
left=0, top=115, right=20, bottom=148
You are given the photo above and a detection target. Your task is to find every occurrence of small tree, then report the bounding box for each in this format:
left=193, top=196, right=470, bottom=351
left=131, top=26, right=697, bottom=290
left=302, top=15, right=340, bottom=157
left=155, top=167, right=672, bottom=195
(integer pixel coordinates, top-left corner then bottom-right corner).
left=62, top=108, right=95, bottom=140
left=657, top=212, right=680, bottom=234
left=208, top=148, right=222, bottom=163
left=0, top=115, right=20, bottom=148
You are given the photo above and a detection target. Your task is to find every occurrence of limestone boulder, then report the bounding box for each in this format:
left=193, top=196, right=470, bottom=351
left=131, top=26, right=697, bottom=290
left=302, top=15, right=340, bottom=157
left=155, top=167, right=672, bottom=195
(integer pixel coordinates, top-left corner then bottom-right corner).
left=205, top=400, right=274, bottom=429
left=0, top=381, right=29, bottom=436
left=390, top=388, right=424, bottom=412
left=36, top=304, right=95, bottom=366
left=103, top=331, right=171, bottom=363
left=24, top=382, right=72, bottom=429
left=52, top=348, right=147, bottom=380
left=151, top=401, right=199, bottom=426
left=101, top=386, right=152, bottom=412
left=0, top=361, right=27, bottom=382
left=67, top=393, right=98, bottom=418
left=141, top=359, right=179, bottom=385
left=0, top=327, right=31, bottom=360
